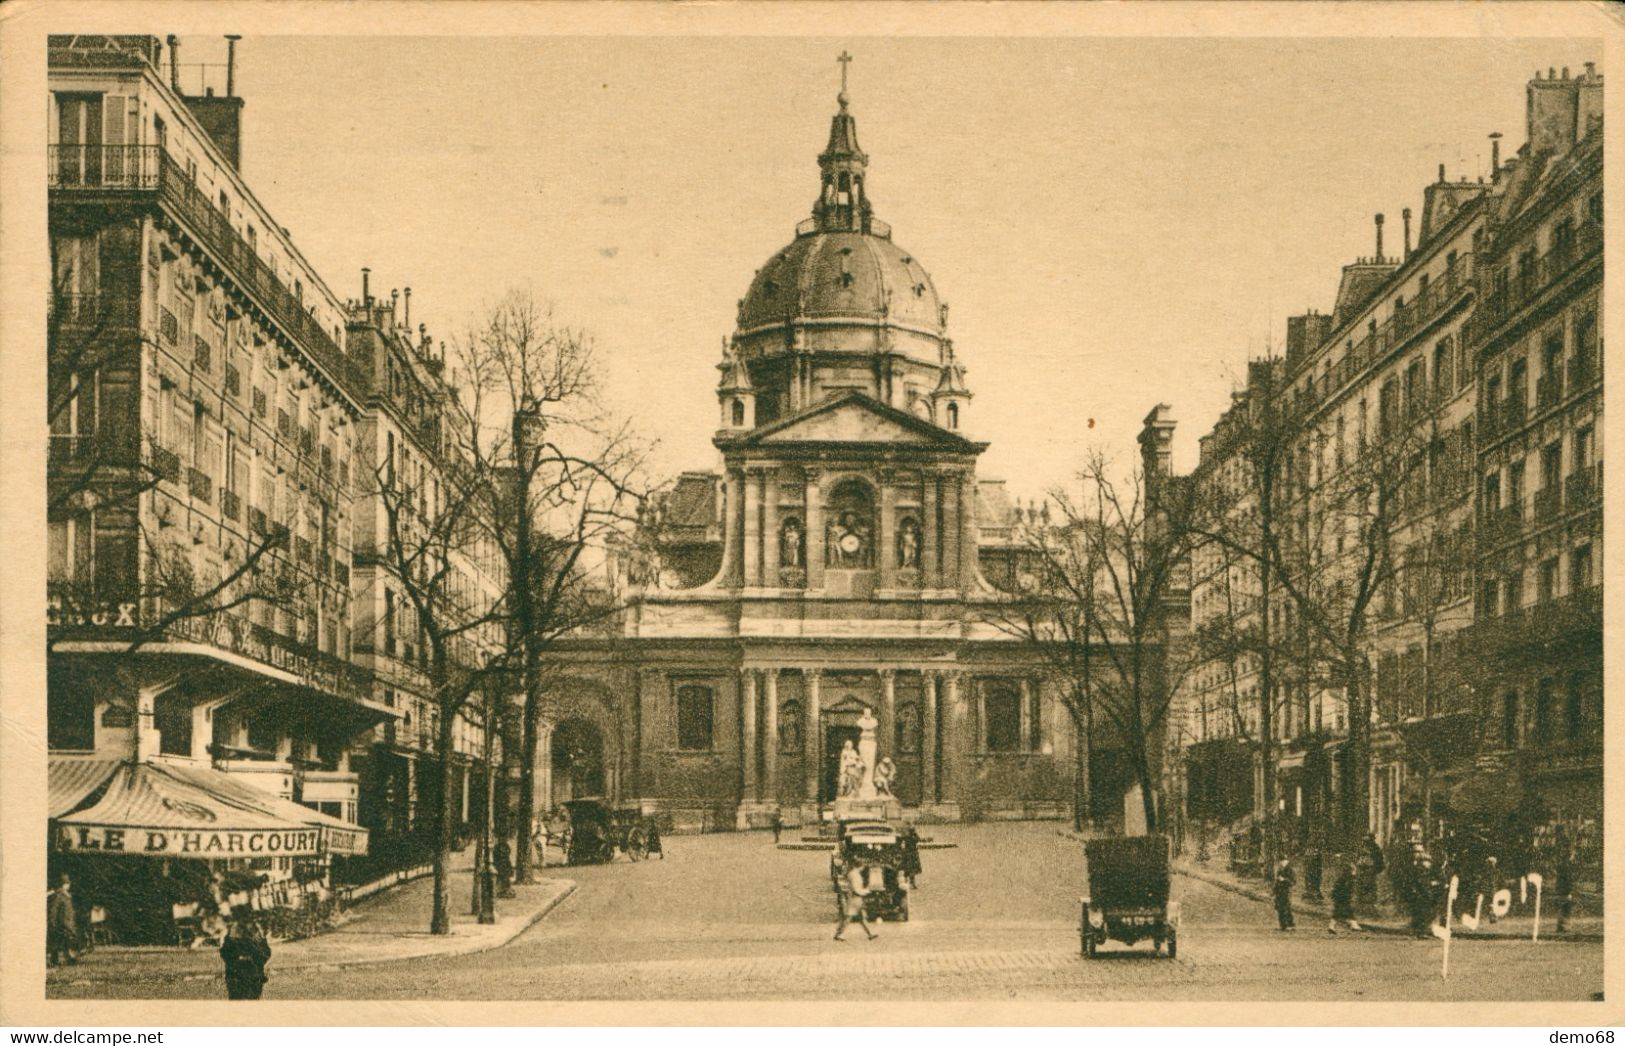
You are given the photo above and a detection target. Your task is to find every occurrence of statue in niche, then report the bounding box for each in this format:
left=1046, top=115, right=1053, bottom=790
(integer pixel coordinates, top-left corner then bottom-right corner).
left=780, top=517, right=804, bottom=568
left=897, top=516, right=921, bottom=569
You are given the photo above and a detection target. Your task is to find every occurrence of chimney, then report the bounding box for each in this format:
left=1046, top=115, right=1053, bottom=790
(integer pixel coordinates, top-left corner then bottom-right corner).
left=167, top=35, right=180, bottom=91
left=1402, top=208, right=1412, bottom=259
left=390, top=288, right=400, bottom=326
left=362, top=268, right=371, bottom=306
left=1374, top=213, right=1385, bottom=263
left=1489, top=132, right=1502, bottom=176
left=181, top=39, right=246, bottom=171
left=1438, top=163, right=1446, bottom=183
left=226, top=34, right=240, bottom=97
left=1527, top=67, right=1580, bottom=154
left=404, top=287, right=412, bottom=329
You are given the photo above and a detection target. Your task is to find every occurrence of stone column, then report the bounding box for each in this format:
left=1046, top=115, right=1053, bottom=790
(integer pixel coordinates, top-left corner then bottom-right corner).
left=740, top=669, right=758, bottom=802
left=877, top=470, right=897, bottom=591
left=742, top=469, right=761, bottom=588
left=804, top=668, right=823, bottom=803
left=959, top=468, right=979, bottom=592
left=762, top=669, right=779, bottom=807
left=942, top=474, right=961, bottom=590
left=722, top=466, right=744, bottom=587
left=763, top=468, right=780, bottom=587
left=921, top=670, right=938, bottom=805
left=922, top=474, right=941, bottom=590
left=878, top=669, right=896, bottom=769
left=805, top=469, right=825, bottom=590
left=941, top=671, right=964, bottom=804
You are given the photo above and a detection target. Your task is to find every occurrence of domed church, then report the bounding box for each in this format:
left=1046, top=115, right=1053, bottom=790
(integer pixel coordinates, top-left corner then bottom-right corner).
left=540, top=75, right=1080, bottom=830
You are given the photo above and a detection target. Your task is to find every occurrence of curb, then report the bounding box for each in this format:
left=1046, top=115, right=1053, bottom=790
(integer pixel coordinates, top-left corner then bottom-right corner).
left=1174, top=863, right=1602, bottom=943
left=51, top=881, right=578, bottom=989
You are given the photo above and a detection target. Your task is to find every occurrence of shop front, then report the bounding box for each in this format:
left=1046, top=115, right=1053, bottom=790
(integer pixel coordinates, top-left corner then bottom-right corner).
left=49, top=758, right=367, bottom=944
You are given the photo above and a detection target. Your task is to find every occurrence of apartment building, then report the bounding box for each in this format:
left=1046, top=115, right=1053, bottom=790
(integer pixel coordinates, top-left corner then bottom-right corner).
left=1170, top=65, right=1601, bottom=862
left=1462, top=64, right=1603, bottom=867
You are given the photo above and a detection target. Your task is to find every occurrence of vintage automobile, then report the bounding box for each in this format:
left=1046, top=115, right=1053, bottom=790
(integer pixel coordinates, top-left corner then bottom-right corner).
left=561, top=798, right=663, bottom=865
left=1079, top=833, right=1180, bottom=958
left=830, top=818, right=912, bottom=922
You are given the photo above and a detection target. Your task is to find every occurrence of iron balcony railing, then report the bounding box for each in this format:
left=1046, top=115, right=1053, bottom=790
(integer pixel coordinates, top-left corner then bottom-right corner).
left=50, top=144, right=362, bottom=399
left=48, top=144, right=161, bottom=190
left=1473, top=220, right=1603, bottom=338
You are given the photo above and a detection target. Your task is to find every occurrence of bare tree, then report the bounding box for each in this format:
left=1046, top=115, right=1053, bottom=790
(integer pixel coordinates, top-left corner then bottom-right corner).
left=457, top=291, right=650, bottom=886
left=989, top=453, right=1197, bottom=835
left=365, top=400, right=510, bottom=935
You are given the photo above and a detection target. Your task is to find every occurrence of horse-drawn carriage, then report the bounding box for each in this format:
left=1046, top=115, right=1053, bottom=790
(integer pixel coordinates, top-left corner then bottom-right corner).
left=558, top=798, right=663, bottom=865
left=830, top=818, right=912, bottom=922
left=1079, top=834, right=1180, bottom=958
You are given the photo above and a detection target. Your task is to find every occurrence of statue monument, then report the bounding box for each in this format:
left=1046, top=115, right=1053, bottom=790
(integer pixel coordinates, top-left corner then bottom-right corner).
left=833, top=705, right=902, bottom=819
left=855, top=706, right=880, bottom=799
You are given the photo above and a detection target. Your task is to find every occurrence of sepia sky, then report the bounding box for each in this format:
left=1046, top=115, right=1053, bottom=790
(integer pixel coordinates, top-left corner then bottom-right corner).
left=192, top=35, right=1595, bottom=494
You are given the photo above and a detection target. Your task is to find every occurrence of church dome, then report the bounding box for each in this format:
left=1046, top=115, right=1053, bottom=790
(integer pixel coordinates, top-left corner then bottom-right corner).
left=737, top=230, right=943, bottom=333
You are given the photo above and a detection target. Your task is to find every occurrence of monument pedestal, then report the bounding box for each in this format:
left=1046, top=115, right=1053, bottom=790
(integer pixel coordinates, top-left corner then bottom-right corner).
left=917, top=801, right=962, bottom=824
left=833, top=797, right=902, bottom=822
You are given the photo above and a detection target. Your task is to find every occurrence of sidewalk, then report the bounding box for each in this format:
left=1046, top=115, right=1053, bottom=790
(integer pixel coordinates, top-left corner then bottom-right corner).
left=48, top=854, right=576, bottom=992
left=1174, top=857, right=1603, bottom=942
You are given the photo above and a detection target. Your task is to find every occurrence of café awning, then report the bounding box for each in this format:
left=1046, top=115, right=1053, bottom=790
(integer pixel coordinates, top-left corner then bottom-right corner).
left=53, top=760, right=368, bottom=858
left=160, top=762, right=368, bottom=856
left=48, top=758, right=121, bottom=818
left=56, top=761, right=325, bottom=858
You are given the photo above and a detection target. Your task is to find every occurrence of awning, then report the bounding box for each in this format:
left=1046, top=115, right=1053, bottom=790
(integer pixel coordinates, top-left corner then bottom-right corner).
left=160, top=762, right=368, bottom=856
left=57, top=762, right=324, bottom=858
left=48, top=758, right=121, bottom=818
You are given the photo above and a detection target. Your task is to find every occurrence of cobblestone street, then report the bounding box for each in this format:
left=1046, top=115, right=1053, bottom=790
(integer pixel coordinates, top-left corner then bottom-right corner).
left=49, top=824, right=1601, bottom=1001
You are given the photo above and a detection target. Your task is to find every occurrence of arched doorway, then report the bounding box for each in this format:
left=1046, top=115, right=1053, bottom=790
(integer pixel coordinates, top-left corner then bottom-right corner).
left=551, top=718, right=606, bottom=805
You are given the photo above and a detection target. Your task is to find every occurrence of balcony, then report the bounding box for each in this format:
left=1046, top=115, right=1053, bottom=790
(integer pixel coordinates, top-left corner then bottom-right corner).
left=1473, top=222, right=1603, bottom=343
left=1565, top=464, right=1601, bottom=508
left=224, top=363, right=241, bottom=397
left=158, top=306, right=178, bottom=345
left=48, top=144, right=161, bottom=190
left=151, top=446, right=181, bottom=484
left=221, top=488, right=242, bottom=522
left=192, top=333, right=212, bottom=372
left=49, top=145, right=362, bottom=398
left=1533, top=486, right=1561, bottom=524
left=186, top=466, right=213, bottom=503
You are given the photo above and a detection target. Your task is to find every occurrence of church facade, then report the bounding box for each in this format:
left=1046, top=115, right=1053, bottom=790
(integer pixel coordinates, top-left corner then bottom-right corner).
left=539, top=86, right=1087, bottom=831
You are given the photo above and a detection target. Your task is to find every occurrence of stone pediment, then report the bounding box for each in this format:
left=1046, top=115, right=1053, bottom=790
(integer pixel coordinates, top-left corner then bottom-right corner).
left=724, top=392, right=984, bottom=453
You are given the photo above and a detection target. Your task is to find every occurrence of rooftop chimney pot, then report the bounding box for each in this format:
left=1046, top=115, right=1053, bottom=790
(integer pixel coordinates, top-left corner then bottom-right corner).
left=361, top=268, right=371, bottom=306
left=166, top=35, right=180, bottom=91
left=1374, top=213, right=1385, bottom=262
left=1402, top=207, right=1412, bottom=259
left=1489, top=131, right=1502, bottom=174
left=225, top=35, right=240, bottom=97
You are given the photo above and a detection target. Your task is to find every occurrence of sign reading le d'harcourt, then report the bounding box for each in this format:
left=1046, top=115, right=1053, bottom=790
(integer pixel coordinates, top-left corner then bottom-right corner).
left=58, top=824, right=323, bottom=857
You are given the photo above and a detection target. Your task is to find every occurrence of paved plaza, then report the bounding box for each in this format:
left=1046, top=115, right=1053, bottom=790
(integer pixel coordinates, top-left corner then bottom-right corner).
left=47, top=824, right=1601, bottom=1002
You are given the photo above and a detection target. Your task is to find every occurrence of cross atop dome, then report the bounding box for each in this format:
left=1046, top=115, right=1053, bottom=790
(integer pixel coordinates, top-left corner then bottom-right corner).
left=813, top=51, right=874, bottom=234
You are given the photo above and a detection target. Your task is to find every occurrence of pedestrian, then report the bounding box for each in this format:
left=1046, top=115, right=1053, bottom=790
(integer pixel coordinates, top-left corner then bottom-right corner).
left=1482, top=855, right=1502, bottom=923
left=645, top=818, right=664, bottom=860
left=1271, top=859, right=1296, bottom=931
left=1409, top=855, right=1439, bottom=938
left=1554, top=828, right=1575, bottom=934
left=900, top=824, right=922, bottom=889
left=1357, top=833, right=1384, bottom=908
left=771, top=809, right=783, bottom=845
left=219, top=916, right=271, bottom=1000
left=1328, top=861, right=1361, bottom=934
left=834, top=861, right=879, bottom=942
left=46, top=873, right=78, bottom=967
left=532, top=818, right=549, bottom=871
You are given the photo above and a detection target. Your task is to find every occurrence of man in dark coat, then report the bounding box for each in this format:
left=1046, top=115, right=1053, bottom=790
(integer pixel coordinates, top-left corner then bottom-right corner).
left=1328, top=861, right=1361, bottom=933
left=1357, top=833, right=1385, bottom=908
left=493, top=839, right=514, bottom=898
left=46, top=873, right=78, bottom=967
left=1271, top=859, right=1296, bottom=931
left=220, top=917, right=271, bottom=999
